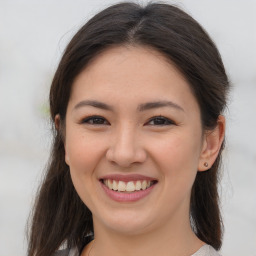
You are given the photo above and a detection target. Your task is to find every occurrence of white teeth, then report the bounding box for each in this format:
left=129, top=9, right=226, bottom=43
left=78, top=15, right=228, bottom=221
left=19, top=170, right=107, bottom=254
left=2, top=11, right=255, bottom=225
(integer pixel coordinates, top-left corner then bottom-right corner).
left=113, top=180, right=118, bottom=191
left=142, top=180, right=147, bottom=190
left=135, top=181, right=142, bottom=191
left=108, top=180, right=113, bottom=190
left=103, top=179, right=154, bottom=192
left=117, top=181, right=126, bottom=192
left=126, top=181, right=135, bottom=192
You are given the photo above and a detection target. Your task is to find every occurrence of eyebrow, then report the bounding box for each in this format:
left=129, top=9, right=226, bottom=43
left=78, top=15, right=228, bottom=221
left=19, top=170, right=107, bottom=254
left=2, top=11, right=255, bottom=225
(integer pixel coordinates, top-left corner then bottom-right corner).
left=74, top=100, right=114, bottom=111
left=137, top=101, right=184, bottom=112
left=73, top=100, right=184, bottom=112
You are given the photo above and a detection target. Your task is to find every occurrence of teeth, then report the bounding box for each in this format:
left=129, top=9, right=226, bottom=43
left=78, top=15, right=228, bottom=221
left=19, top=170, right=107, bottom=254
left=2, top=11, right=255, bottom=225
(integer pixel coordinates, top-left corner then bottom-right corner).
left=103, top=179, right=154, bottom=192
left=108, top=180, right=113, bottom=190
left=135, top=181, right=141, bottom=190
left=113, top=180, right=118, bottom=191
left=142, top=180, right=147, bottom=190
left=126, top=181, right=135, bottom=192
left=117, top=181, right=126, bottom=192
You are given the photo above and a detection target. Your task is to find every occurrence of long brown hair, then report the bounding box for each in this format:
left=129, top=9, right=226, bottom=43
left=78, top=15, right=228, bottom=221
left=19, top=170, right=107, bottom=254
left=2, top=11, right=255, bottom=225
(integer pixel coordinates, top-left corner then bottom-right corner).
left=28, top=2, right=230, bottom=255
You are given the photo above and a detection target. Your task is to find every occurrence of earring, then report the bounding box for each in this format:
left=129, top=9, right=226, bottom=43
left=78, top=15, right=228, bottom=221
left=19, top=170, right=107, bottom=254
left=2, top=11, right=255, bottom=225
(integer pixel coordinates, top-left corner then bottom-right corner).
left=204, top=162, right=208, bottom=167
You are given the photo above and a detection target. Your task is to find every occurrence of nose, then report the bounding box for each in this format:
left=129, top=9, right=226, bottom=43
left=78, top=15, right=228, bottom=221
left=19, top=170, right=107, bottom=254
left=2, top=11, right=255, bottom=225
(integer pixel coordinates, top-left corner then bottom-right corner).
left=106, top=125, right=147, bottom=168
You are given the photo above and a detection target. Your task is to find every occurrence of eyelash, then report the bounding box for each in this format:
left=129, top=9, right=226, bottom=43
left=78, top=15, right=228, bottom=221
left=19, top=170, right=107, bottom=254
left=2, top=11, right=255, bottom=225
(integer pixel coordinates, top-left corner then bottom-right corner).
left=146, top=116, right=176, bottom=126
left=81, top=115, right=110, bottom=125
left=81, top=115, right=175, bottom=126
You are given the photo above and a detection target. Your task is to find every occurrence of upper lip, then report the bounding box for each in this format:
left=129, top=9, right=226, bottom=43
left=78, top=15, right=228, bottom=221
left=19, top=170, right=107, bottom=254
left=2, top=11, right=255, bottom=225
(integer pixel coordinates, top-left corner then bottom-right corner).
left=99, top=174, right=157, bottom=182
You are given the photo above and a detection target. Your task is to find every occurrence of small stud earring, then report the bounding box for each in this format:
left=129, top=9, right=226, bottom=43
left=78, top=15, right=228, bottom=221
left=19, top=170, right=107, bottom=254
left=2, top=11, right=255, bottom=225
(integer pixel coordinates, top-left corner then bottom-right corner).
left=204, top=162, right=208, bottom=167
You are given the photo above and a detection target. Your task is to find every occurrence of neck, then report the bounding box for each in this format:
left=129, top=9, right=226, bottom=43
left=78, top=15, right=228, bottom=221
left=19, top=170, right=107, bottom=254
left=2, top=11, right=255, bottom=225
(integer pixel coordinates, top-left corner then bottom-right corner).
left=89, top=215, right=204, bottom=256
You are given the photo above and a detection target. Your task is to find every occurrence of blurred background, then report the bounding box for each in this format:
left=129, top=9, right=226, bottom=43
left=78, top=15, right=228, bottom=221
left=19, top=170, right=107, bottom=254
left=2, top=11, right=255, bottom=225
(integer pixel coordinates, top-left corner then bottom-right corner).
left=0, top=0, right=255, bottom=255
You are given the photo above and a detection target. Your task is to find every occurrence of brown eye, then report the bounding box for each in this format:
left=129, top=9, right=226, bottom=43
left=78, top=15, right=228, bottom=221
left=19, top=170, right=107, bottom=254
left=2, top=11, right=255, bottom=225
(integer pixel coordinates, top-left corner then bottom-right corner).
left=81, top=116, right=110, bottom=125
left=146, top=116, right=175, bottom=126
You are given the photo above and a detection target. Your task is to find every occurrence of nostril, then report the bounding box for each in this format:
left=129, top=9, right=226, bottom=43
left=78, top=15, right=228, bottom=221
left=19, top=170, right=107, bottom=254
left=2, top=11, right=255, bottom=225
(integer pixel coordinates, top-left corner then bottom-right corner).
left=105, top=138, right=147, bottom=167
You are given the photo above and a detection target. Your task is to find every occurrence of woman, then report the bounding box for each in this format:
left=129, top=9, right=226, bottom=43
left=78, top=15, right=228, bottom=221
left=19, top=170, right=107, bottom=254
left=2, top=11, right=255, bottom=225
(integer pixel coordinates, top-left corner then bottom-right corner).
left=28, top=2, right=229, bottom=256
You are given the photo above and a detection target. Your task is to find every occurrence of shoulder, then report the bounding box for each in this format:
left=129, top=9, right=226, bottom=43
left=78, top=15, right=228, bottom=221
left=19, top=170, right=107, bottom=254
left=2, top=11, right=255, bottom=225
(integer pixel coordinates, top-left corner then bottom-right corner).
left=192, top=244, right=222, bottom=256
left=52, top=235, right=93, bottom=256
left=53, top=243, right=221, bottom=256
left=52, top=247, right=79, bottom=256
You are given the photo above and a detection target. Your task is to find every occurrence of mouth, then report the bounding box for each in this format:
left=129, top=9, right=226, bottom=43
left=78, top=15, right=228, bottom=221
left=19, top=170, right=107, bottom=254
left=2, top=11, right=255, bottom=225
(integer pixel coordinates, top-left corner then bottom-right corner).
left=100, top=179, right=158, bottom=193
left=99, top=174, right=158, bottom=202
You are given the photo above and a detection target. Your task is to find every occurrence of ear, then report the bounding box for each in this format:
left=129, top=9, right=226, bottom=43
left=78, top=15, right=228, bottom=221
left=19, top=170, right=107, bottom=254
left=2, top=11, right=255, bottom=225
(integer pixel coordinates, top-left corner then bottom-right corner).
left=54, top=114, right=60, bottom=130
left=55, top=114, right=70, bottom=166
left=198, top=115, right=225, bottom=171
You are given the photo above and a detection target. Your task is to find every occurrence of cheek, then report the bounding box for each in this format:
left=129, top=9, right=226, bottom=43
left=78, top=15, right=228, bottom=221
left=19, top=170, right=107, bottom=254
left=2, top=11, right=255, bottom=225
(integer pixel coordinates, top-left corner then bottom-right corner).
left=66, top=131, right=102, bottom=168
left=65, top=132, right=106, bottom=206
left=150, top=132, right=201, bottom=180
left=150, top=134, right=202, bottom=213
left=65, top=131, right=107, bottom=192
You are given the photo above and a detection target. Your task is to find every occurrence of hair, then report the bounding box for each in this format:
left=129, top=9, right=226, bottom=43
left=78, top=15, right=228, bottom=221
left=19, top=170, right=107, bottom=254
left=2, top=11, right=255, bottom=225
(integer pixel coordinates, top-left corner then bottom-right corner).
left=28, top=2, right=230, bottom=256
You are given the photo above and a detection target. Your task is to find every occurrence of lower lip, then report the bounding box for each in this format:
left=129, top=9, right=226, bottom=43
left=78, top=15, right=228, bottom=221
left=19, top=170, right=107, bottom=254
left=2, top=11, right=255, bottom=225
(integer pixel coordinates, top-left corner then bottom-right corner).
left=100, top=182, right=156, bottom=202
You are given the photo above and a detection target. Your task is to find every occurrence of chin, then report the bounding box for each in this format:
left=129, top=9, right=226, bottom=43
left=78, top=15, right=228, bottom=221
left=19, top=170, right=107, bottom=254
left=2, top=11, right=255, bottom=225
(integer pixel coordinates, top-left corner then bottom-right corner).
left=94, top=209, right=156, bottom=236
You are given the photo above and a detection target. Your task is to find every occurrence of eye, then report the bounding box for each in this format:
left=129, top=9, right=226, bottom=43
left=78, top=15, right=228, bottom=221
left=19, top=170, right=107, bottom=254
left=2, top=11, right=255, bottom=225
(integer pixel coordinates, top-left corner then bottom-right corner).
left=81, top=115, right=110, bottom=125
left=146, top=116, right=175, bottom=126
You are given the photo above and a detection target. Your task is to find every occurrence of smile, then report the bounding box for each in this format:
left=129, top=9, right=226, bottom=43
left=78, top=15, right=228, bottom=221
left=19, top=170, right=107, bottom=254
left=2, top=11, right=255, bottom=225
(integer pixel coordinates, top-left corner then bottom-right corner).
left=101, top=179, right=155, bottom=192
left=99, top=174, right=158, bottom=202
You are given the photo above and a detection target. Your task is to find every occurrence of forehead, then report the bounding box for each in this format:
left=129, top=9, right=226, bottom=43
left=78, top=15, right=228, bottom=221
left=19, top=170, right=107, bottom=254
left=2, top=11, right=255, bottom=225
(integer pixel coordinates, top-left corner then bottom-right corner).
left=69, top=45, right=199, bottom=112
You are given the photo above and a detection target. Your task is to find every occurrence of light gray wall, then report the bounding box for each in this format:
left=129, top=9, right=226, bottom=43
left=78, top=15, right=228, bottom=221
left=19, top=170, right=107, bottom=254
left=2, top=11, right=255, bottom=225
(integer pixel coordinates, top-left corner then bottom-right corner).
left=0, top=1, right=255, bottom=255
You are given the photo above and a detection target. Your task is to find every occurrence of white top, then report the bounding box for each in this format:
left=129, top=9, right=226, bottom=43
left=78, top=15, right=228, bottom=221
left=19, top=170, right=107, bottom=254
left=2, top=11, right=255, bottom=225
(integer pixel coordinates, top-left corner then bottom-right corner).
left=54, top=244, right=221, bottom=256
left=192, top=245, right=221, bottom=256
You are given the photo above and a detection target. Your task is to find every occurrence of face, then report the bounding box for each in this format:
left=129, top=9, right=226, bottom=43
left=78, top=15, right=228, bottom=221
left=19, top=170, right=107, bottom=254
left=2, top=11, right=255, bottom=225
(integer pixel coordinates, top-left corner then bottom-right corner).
left=64, top=46, right=207, bottom=236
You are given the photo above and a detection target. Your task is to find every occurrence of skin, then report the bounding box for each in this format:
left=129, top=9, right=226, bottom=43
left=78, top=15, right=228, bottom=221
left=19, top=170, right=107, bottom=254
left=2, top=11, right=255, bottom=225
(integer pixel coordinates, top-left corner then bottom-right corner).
left=59, top=46, right=225, bottom=256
